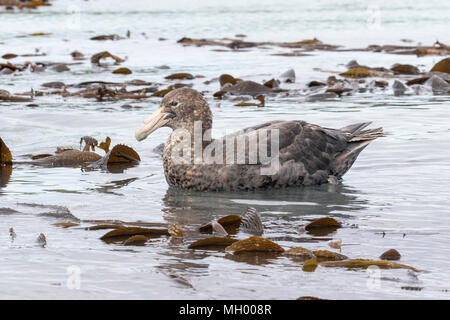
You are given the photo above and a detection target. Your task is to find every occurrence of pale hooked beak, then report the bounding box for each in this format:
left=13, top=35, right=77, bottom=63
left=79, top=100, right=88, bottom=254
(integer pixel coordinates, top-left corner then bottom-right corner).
left=135, top=108, right=169, bottom=141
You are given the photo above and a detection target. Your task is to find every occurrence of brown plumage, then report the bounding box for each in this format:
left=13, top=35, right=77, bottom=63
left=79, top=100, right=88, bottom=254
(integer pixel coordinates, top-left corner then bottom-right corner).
left=135, top=88, right=383, bottom=191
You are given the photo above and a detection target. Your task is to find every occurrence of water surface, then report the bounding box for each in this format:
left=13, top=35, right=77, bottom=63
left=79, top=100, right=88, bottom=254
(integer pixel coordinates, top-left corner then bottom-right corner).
left=1, top=0, right=450, bottom=299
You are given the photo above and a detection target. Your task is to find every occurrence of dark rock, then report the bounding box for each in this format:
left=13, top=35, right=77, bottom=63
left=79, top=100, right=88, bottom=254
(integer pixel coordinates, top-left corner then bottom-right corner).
left=280, top=69, right=295, bottom=83
left=51, top=64, right=70, bottom=72
left=391, top=63, right=420, bottom=75
left=240, top=207, right=264, bottom=235
left=373, top=80, right=389, bottom=88
left=425, top=75, right=450, bottom=94
left=263, top=78, right=280, bottom=88
left=307, top=80, right=326, bottom=87
left=225, top=80, right=272, bottom=97
left=155, top=65, right=170, bottom=69
left=42, top=81, right=65, bottom=89
left=392, top=80, right=408, bottom=96
left=306, top=92, right=338, bottom=101
left=326, top=83, right=352, bottom=96
left=219, top=74, right=238, bottom=87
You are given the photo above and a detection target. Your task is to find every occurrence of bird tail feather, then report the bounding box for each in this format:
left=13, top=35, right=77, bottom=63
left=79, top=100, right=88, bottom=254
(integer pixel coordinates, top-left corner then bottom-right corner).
left=333, top=124, right=384, bottom=177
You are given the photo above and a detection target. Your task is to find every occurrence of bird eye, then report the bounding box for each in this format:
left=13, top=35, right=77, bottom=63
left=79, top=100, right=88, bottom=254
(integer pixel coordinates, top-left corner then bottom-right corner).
left=169, top=101, right=179, bottom=107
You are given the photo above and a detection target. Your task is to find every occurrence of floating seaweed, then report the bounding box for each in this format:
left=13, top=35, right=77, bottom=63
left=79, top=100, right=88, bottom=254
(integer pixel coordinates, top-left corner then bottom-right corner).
left=225, top=251, right=281, bottom=265
left=165, top=73, right=194, bottom=80
left=52, top=222, right=80, bottom=228
left=33, top=149, right=102, bottom=166
left=302, top=258, right=318, bottom=272
left=234, top=95, right=265, bottom=107
left=152, top=88, right=173, bottom=97
left=177, top=36, right=339, bottom=52
left=225, top=236, right=284, bottom=254
left=304, top=217, right=342, bottom=236
left=312, top=250, right=348, bottom=262
left=1, top=138, right=13, bottom=186
left=0, top=138, right=13, bottom=164
left=271, top=51, right=310, bottom=57
left=380, top=249, right=401, bottom=261
left=213, top=90, right=228, bottom=99
left=401, top=286, right=423, bottom=291
left=98, top=137, right=111, bottom=153
left=90, top=34, right=124, bottom=41
left=2, top=53, right=18, bottom=59
left=41, top=81, right=65, bottom=89
left=101, top=227, right=170, bottom=243
left=123, top=235, right=148, bottom=246
left=342, top=42, right=450, bottom=57
left=0, top=0, right=50, bottom=9
left=86, top=224, right=123, bottom=231
left=112, top=67, right=132, bottom=75
left=91, top=51, right=124, bottom=65
left=284, top=246, right=315, bottom=260
left=71, top=51, right=85, bottom=60
left=188, top=237, right=238, bottom=250
left=430, top=58, right=450, bottom=74
left=219, top=74, right=239, bottom=86
left=106, top=144, right=141, bottom=164
left=320, top=259, right=420, bottom=272
left=168, top=274, right=194, bottom=289
left=339, top=68, right=382, bottom=79
left=263, top=78, right=280, bottom=88
left=390, top=64, right=420, bottom=75
left=224, top=80, right=273, bottom=97
left=0, top=89, right=32, bottom=102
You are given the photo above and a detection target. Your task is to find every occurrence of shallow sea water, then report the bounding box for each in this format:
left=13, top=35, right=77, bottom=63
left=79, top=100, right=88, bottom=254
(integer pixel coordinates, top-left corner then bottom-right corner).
left=1, top=0, right=450, bottom=299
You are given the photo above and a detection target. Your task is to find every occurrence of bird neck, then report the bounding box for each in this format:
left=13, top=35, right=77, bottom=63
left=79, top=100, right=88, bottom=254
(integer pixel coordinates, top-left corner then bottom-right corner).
left=168, top=119, right=213, bottom=151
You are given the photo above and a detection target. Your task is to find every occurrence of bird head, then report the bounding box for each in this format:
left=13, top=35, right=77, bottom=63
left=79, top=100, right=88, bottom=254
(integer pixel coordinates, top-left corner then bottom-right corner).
left=135, top=88, right=212, bottom=141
